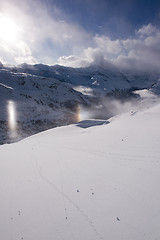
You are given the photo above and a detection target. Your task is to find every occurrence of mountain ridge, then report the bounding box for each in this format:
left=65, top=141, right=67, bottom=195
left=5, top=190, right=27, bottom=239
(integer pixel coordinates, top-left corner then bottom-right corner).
left=0, top=60, right=160, bottom=144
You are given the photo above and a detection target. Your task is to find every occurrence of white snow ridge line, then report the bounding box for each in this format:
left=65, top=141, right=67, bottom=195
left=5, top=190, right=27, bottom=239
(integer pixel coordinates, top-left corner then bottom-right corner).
left=0, top=82, right=13, bottom=90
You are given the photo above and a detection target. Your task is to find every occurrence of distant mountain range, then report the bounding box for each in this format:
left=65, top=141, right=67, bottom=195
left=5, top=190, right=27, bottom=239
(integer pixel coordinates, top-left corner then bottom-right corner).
left=0, top=60, right=160, bottom=144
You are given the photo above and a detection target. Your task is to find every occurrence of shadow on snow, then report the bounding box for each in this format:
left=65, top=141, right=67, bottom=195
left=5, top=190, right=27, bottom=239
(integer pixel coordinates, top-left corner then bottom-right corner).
left=75, top=119, right=110, bottom=129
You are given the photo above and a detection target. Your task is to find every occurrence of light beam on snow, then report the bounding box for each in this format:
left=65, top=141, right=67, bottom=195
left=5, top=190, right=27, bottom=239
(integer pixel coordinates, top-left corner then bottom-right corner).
left=7, top=100, right=17, bottom=138
left=76, top=105, right=81, bottom=122
left=76, top=105, right=91, bottom=122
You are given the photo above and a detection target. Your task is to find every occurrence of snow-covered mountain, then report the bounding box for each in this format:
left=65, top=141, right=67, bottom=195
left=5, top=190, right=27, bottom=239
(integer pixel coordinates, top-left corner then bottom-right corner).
left=0, top=97, right=160, bottom=240
left=11, top=61, right=132, bottom=95
left=0, top=61, right=132, bottom=145
left=1, top=60, right=160, bottom=144
left=0, top=68, right=91, bottom=144
left=124, top=70, right=160, bottom=90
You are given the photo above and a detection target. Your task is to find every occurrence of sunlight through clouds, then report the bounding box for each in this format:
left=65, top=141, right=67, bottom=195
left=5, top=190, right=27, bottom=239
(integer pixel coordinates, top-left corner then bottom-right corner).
left=0, top=0, right=92, bottom=65
left=0, top=9, right=36, bottom=65
left=0, top=14, right=19, bottom=43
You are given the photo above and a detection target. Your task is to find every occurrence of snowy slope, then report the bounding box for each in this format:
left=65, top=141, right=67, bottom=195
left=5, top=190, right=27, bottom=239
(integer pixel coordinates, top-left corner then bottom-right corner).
left=0, top=99, right=160, bottom=240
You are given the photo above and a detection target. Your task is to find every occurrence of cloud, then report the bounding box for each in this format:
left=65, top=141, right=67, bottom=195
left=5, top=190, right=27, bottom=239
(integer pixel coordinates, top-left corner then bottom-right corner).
left=94, top=36, right=122, bottom=55
left=54, top=23, right=160, bottom=73
left=0, top=38, right=37, bottom=65
left=0, top=0, right=160, bottom=73
left=136, top=24, right=157, bottom=37
left=0, top=0, right=92, bottom=65
left=78, top=24, right=160, bottom=72
left=57, top=55, right=90, bottom=68
left=117, top=25, right=160, bottom=71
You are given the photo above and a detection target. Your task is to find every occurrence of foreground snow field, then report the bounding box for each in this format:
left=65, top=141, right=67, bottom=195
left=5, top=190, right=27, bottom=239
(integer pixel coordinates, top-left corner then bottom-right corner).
left=0, top=100, right=160, bottom=240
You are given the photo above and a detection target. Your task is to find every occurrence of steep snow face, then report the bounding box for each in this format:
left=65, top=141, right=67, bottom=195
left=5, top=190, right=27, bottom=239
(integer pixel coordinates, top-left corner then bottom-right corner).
left=0, top=101, right=160, bottom=240
left=0, top=69, right=90, bottom=144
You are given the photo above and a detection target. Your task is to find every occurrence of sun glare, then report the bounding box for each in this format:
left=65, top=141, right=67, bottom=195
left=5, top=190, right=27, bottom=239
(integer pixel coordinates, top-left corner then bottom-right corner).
left=7, top=100, right=17, bottom=139
left=0, top=15, right=19, bottom=43
left=76, top=105, right=91, bottom=122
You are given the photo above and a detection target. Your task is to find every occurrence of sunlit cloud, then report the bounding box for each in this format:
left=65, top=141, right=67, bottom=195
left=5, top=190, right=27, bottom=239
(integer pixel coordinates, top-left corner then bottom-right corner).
left=0, top=0, right=92, bottom=65
left=57, top=55, right=90, bottom=67
left=0, top=6, right=37, bottom=65
left=0, top=14, right=19, bottom=43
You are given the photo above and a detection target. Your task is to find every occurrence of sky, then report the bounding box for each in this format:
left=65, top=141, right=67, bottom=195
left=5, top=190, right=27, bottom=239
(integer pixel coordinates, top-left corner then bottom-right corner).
left=0, top=0, right=160, bottom=71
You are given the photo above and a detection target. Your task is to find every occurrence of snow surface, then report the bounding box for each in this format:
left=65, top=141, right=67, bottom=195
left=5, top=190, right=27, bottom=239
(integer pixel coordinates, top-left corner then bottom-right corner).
left=0, top=100, right=160, bottom=240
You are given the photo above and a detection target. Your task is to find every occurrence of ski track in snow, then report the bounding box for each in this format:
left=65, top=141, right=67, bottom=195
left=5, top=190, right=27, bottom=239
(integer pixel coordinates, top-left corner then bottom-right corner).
left=62, top=145, right=158, bottom=176
left=30, top=141, right=104, bottom=240
left=28, top=145, right=71, bottom=240
left=29, top=135, right=159, bottom=239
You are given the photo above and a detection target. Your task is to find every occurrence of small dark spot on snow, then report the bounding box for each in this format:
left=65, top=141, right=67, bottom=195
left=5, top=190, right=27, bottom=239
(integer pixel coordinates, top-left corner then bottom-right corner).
left=122, top=139, right=124, bottom=141
left=65, top=217, right=68, bottom=220
left=92, top=192, right=94, bottom=195
left=77, top=190, right=80, bottom=193
left=117, top=217, right=120, bottom=221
